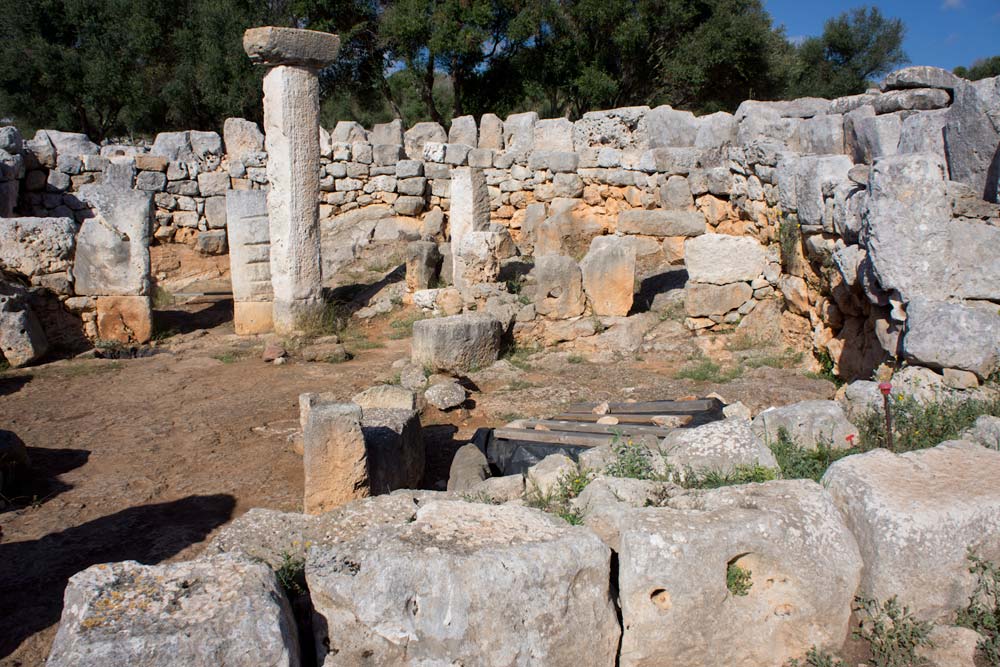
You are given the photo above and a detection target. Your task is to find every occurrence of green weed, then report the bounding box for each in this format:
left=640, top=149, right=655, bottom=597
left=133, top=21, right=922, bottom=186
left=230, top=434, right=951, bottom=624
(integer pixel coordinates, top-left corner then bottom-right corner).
left=746, top=348, right=804, bottom=369
left=151, top=284, right=176, bottom=309
left=567, top=354, right=586, bottom=364
left=296, top=302, right=348, bottom=340
left=854, top=595, right=933, bottom=667
left=768, top=428, right=860, bottom=482
left=213, top=350, right=246, bottom=364
left=273, top=551, right=306, bottom=597
left=690, top=464, right=777, bottom=489
left=676, top=358, right=743, bottom=383
left=956, top=551, right=1000, bottom=666
left=726, top=562, right=753, bottom=596
left=604, top=437, right=660, bottom=481
left=856, top=394, right=1000, bottom=454
left=388, top=312, right=427, bottom=339
left=503, top=343, right=540, bottom=371
left=785, top=648, right=847, bottom=667
left=524, top=465, right=592, bottom=525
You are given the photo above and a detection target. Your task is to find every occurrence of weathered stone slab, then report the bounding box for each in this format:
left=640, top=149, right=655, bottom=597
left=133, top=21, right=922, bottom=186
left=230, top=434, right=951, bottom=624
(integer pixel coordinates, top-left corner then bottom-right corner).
left=752, top=400, right=859, bottom=450
left=303, top=403, right=369, bottom=514
left=617, top=209, right=705, bottom=237
left=47, top=554, right=299, bottom=667
left=95, top=295, right=153, bottom=344
left=307, top=500, right=620, bottom=666
left=684, top=281, right=752, bottom=317
left=226, top=190, right=272, bottom=302
left=874, top=88, right=951, bottom=114
left=882, top=66, right=963, bottom=92
left=75, top=186, right=152, bottom=296
left=362, top=407, right=424, bottom=495
left=581, top=237, right=636, bottom=316
left=661, top=417, right=778, bottom=473
left=243, top=26, right=340, bottom=68
left=404, top=122, right=447, bottom=160
left=944, top=78, right=1000, bottom=202
left=223, top=118, right=265, bottom=163
left=533, top=118, right=574, bottom=151
left=618, top=480, right=862, bottom=667
left=573, top=106, right=651, bottom=151
left=0, top=279, right=48, bottom=367
left=532, top=254, right=586, bottom=319
left=411, top=313, right=502, bottom=373
left=0, top=217, right=77, bottom=284
left=902, top=298, right=1000, bottom=379
left=823, top=441, right=1000, bottom=621
left=684, top=234, right=765, bottom=285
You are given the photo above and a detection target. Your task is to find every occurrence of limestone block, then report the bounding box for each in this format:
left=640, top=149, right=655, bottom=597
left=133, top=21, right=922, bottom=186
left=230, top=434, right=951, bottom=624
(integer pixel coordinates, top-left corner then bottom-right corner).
left=684, top=234, right=765, bottom=285
left=528, top=150, right=579, bottom=173
left=794, top=113, right=846, bottom=154
left=75, top=186, right=152, bottom=296
left=95, top=295, right=153, bottom=344
left=659, top=175, right=693, bottom=209
left=526, top=453, right=577, bottom=496
left=902, top=298, right=1000, bottom=379
left=371, top=118, right=404, bottom=146
left=617, top=480, right=862, bottom=667
left=454, top=231, right=504, bottom=288
left=0, top=280, right=48, bottom=367
left=573, top=106, right=651, bottom=151
left=197, top=171, right=230, bottom=197
left=447, top=443, right=489, bottom=491
left=0, top=217, right=77, bottom=284
left=411, top=313, right=502, bottom=373
left=404, top=122, right=447, bottom=160
left=844, top=106, right=901, bottom=163
left=478, top=113, right=504, bottom=150
left=195, top=229, right=228, bottom=255
left=150, top=131, right=193, bottom=162
left=898, top=109, right=948, bottom=157
left=393, top=195, right=424, bottom=216
left=226, top=190, right=272, bottom=305
left=503, top=111, right=538, bottom=159
left=944, top=78, right=1000, bottom=201
left=449, top=167, right=490, bottom=264
left=661, top=417, right=779, bottom=473
left=874, top=88, right=950, bottom=114
left=243, top=26, right=340, bottom=68
left=646, top=105, right=699, bottom=148
left=405, top=240, right=441, bottom=291
left=303, top=403, right=369, bottom=514
left=0, top=126, right=23, bottom=153
left=233, top=301, right=273, bottom=335
left=618, top=209, right=705, bottom=237
left=331, top=121, right=368, bottom=144
left=46, top=554, right=299, bottom=667
left=684, top=282, right=752, bottom=317
left=883, top=66, right=963, bottom=92
left=448, top=114, right=478, bottom=146
left=695, top=111, right=737, bottom=149
left=39, top=129, right=99, bottom=158
left=581, top=237, right=636, bottom=317
left=752, top=400, right=859, bottom=451
left=424, top=380, right=466, bottom=410
left=533, top=118, right=574, bottom=151
left=223, top=118, right=265, bottom=163
left=372, top=143, right=404, bottom=167
left=362, top=407, right=425, bottom=494
left=866, top=153, right=1000, bottom=302
left=823, top=441, right=1000, bottom=621
left=532, top=254, right=586, bottom=319
left=306, top=500, right=620, bottom=666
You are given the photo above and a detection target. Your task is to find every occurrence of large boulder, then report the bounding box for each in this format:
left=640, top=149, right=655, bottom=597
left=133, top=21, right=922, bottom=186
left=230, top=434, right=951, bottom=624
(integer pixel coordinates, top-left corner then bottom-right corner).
left=306, top=500, right=620, bottom=666
left=411, top=313, right=502, bottom=373
left=822, top=441, right=1000, bottom=622
left=403, top=122, right=447, bottom=161
left=303, top=403, right=369, bottom=514
left=864, top=153, right=1000, bottom=302
left=943, top=78, right=1000, bottom=202
left=0, top=217, right=78, bottom=288
left=75, top=186, right=153, bottom=296
left=573, top=106, right=651, bottom=151
left=38, top=129, right=99, bottom=158
left=617, top=480, right=863, bottom=667
left=531, top=254, right=586, bottom=319
left=660, top=417, right=779, bottom=474
left=447, top=443, right=490, bottom=491
left=242, top=26, right=340, bottom=68
left=0, top=279, right=48, bottom=367
left=580, top=237, right=636, bottom=317
left=751, top=400, right=859, bottom=450
left=223, top=118, right=265, bottom=163
left=684, top=234, right=766, bottom=285
left=882, top=66, right=964, bottom=92
left=902, top=298, right=1000, bottom=379
left=684, top=282, right=752, bottom=317
left=47, top=554, right=299, bottom=667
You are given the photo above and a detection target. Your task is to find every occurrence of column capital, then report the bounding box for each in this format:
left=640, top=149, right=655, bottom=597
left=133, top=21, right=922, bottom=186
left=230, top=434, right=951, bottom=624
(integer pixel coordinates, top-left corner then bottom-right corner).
left=243, top=26, right=340, bottom=69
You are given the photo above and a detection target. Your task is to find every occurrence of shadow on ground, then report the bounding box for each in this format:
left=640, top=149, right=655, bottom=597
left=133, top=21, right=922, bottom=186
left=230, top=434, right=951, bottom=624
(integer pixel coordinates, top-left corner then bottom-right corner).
left=0, top=493, right=236, bottom=659
left=153, top=299, right=234, bottom=335
left=1, top=443, right=90, bottom=513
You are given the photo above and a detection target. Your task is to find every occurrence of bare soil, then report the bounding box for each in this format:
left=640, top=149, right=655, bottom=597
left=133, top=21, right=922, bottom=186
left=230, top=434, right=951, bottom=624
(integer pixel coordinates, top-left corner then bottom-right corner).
left=0, top=298, right=836, bottom=666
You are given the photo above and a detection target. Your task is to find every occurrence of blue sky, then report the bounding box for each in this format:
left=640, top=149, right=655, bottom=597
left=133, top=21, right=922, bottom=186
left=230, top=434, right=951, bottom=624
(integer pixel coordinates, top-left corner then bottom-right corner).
left=765, top=0, right=1000, bottom=71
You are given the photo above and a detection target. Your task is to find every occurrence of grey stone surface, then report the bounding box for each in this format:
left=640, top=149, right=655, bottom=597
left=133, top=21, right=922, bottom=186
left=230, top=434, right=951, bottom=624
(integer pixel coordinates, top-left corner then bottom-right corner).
left=304, top=403, right=369, bottom=514
left=882, top=66, right=964, bottom=92
left=618, top=480, right=862, bottom=667
left=943, top=78, right=1000, bottom=202
left=0, top=279, right=48, bottom=367
left=532, top=254, right=586, bottom=319
left=573, top=106, right=651, bottom=151
left=902, top=297, right=1000, bottom=379
left=361, top=407, right=425, bottom=495
left=306, top=500, right=620, bottom=666
left=226, top=190, right=272, bottom=303
left=874, top=88, right=951, bottom=114
left=351, top=384, right=417, bottom=411
left=844, top=106, right=900, bottom=163
left=646, top=105, right=699, bottom=148
left=447, top=443, right=489, bottom=492
left=371, top=119, right=404, bottom=146
left=0, top=217, right=77, bottom=285
left=150, top=131, right=193, bottom=162
left=243, top=26, right=340, bottom=68
left=823, top=441, right=1000, bottom=621
left=75, top=186, right=152, bottom=296
left=752, top=400, right=859, bottom=450
left=223, top=118, right=265, bottom=163
left=684, top=234, right=766, bottom=285
left=533, top=118, right=575, bottom=151
left=794, top=155, right=853, bottom=229
left=502, top=111, right=538, bottom=160
left=684, top=282, right=752, bottom=317
left=411, top=313, right=503, bottom=373
left=47, top=554, right=299, bottom=667
left=424, top=380, right=467, bottom=410
left=39, top=129, right=99, bottom=158
left=404, top=122, right=447, bottom=160
left=581, top=236, right=636, bottom=317
left=661, top=417, right=778, bottom=474
left=617, top=209, right=705, bottom=237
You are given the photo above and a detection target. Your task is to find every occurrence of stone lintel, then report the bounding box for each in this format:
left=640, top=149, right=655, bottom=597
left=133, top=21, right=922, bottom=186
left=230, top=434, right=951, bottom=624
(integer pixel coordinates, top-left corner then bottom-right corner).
left=243, top=27, right=340, bottom=69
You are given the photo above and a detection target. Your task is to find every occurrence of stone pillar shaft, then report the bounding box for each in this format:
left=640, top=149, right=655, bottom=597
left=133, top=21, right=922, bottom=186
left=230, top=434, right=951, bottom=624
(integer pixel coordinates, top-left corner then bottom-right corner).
left=263, top=65, right=324, bottom=332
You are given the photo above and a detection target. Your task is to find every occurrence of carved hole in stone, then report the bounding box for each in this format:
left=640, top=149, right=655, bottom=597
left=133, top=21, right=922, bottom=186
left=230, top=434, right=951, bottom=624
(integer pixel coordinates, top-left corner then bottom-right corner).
left=726, top=553, right=754, bottom=596
left=407, top=595, right=420, bottom=616
left=649, top=588, right=672, bottom=611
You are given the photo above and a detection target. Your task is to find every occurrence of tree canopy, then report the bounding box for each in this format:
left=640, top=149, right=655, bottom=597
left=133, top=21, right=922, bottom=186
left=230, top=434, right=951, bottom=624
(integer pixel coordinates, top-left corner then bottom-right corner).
left=954, top=56, right=1000, bottom=82
left=0, top=0, right=910, bottom=140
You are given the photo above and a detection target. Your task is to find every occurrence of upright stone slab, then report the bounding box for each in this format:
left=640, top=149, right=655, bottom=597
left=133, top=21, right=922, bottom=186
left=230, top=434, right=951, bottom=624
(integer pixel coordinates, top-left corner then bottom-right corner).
left=303, top=403, right=369, bottom=514
left=449, top=167, right=491, bottom=284
left=227, top=190, right=274, bottom=334
left=245, top=27, right=340, bottom=334
left=0, top=279, right=48, bottom=367
left=74, top=185, right=152, bottom=299
left=580, top=237, right=636, bottom=316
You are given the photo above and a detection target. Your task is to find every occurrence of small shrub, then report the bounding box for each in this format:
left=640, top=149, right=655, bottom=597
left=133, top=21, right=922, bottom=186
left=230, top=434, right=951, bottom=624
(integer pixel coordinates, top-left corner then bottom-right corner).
left=853, top=595, right=933, bottom=667
left=727, top=332, right=770, bottom=352
left=213, top=350, right=245, bottom=364
left=273, top=551, right=306, bottom=597
left=296, top=302, right=348, bottom=340
left=604, top=436, right=660, bottom=481
left=151, top=284, right=176, bottom=309
left=388, top=312, right=426, bottom=339
left=746, top=348, right=804, bottom=369
left=808, top=349, right=842, bottom=386
left=503, top=343, right=540, bottom=371
left=779, top=215, right=801, bottom=269
left=689, top=464, right=777, bottom=489
left=498, top=412, right=526, bottom=423
left=726, top=562, right=753, bottom=596
left=676, top=358, right=743, bottom=383
left=956, top=551, right=1000, bottom=666
left=768, top=427, right=860, bottom=482
left=524, top=465, right=592, bottom=525
left=785, top=647, right=847, bottom=667
left=461, top=491, right=501, bottom=505
left=506, top=379, right=535, bottom=391
left=856, top=394, right=1000, bottom=454
left=567, top=354, right=586, bottom=364
left=658, top=300, right=685, bottom=322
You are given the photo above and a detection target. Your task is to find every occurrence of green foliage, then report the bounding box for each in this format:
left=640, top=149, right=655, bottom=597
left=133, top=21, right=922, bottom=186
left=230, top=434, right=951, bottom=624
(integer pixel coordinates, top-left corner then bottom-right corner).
left=604, top=437, right=660, bottom=481
left=676, top=358, right=743, bottom=383
left=689, top=464, right=776, bottom=489
left=212, top=350, right=245, bottom=364
left=567, top=354, right=586, bottom=365
left=785, top=7, right=907, bottom=99
left=807, top=350, right=842, bottom=386
left=461, top=491, right=502, bottom=505
left=954, top=56, right=1000, bottom=82
left=502, top=343, right=540, bottom=371
left=388, top=311, right=427, bottom=339
left=296, top=302, right=348, bottom=340
left=956, top=552, right=1000, bottom=666
left=778, top=216, right=801, bottom=270
left=856, top=394, right=1000, bottom=454
left=273, top=551, right=306, bottom=597
left=726, top=562, right=753, bottom=596
left=151, top=285, right=176, bottom=309
left=785, top=648, right=847, bottom=667
left=745, top=348, right=804, bottom=370
left=853, top=595, right=933, bottom=667
left=768, top=427, right=859, bottom=482
left=524, top=465, right=592, bottom=525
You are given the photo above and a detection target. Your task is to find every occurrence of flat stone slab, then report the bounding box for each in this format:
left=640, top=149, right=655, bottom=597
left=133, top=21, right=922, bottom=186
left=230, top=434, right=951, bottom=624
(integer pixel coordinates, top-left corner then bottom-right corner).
left=243, top=26, right=340, bottom=68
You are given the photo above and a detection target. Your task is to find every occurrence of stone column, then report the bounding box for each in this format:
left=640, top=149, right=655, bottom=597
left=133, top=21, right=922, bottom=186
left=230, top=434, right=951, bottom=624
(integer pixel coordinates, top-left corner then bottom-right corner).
left=226, top=190, right=274, bottom=334
left=448, top=167, right=490, bottom=286
left=243, top=27, right=340, bottom=334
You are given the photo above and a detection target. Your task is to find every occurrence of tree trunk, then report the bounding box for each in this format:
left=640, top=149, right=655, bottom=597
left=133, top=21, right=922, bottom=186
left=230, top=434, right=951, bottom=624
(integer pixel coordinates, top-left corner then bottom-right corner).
left=423, top=53, right=443, bottom=125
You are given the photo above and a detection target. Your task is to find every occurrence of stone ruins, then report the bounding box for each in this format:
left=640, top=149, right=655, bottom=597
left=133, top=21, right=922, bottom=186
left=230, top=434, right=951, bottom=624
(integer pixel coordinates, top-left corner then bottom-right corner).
left=1, top=24, right=999, bottom=667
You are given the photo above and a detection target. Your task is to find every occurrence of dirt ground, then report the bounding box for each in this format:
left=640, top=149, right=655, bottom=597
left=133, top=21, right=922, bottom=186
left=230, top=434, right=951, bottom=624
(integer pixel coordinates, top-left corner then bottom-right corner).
left=0, top=298, right=837, bottom=666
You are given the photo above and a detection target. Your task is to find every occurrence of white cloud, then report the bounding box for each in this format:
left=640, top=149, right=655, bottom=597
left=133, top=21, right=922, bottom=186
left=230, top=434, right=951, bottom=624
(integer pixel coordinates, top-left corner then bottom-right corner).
left=941, top=0, right=964, bottom=9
